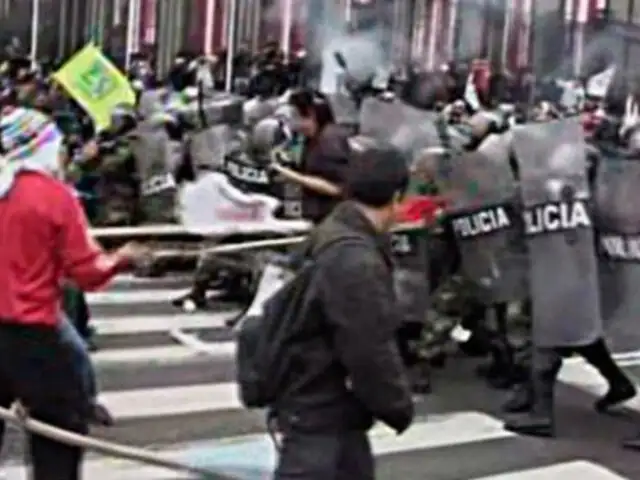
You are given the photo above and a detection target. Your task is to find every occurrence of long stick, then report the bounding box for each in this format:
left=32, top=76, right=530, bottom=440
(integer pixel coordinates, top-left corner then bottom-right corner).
left=0, top=404, right=232, bottom=479
left=154, top=235, right=306, bottom=258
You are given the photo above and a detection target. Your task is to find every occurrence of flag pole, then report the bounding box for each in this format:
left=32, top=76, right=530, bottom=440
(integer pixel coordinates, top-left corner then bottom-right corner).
left=30, top=0, right=40, bottom=67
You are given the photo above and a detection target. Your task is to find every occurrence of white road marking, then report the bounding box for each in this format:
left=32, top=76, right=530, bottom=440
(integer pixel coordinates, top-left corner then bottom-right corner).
left=472, top=461, right=629, bottom=479
left=92, top=312, right=239, bottom=336
left=92, top=342, right=236, bottom=368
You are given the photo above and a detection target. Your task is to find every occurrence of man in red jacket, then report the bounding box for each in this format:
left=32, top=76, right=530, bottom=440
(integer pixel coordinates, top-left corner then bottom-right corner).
left=0, top=107, right=148, bottom=479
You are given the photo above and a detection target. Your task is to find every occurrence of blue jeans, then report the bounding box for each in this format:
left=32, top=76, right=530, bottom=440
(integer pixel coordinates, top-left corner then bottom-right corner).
left=59, top=316, right=97, bottom=400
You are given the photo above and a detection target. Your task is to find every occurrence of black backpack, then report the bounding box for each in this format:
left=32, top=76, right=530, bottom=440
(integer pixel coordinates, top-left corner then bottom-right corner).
left=236, top=236, right=358, bottom=409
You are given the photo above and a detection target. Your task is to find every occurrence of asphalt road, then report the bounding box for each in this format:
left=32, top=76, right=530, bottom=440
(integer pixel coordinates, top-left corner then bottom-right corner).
left=1, top=274, right=640, bottom=479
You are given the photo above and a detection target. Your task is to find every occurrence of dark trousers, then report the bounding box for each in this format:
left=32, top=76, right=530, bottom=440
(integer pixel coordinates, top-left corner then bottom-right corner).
left=0, top=322, right=90, bottom=480
left=274, top=430, right=374, bottom=480
left=558, top=338, right=628, bottom=384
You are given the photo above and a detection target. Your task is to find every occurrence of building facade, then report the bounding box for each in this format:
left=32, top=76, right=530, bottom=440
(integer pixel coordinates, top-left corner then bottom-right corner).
left=0, top=0, right=633, bottom=78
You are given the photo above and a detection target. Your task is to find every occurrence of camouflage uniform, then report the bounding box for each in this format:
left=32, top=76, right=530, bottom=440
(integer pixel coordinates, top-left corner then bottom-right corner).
left=94, top=136, right=141, bottom=226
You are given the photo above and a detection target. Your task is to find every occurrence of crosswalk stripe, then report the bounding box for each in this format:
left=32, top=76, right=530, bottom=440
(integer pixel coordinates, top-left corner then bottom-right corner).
left=92, top=312, right=238, bottom=336
left=558, top=361, right=640, bottom=412
left=87, top=289, right=191, bottom=306
left=92, top=342, right=235, bottom=367
left=100, top=382, right=240, bottom=420
left=109, top=274, right=193, bottom=287
left=472, top=461, right=628, bottom=479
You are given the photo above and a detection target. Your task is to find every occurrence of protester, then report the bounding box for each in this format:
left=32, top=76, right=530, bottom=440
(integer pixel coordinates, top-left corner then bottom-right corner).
left=273, top=88, right=351, bottom=223
left=0, top=107, right=148, bottom=479
left=273, top=141, right=414, bottom=480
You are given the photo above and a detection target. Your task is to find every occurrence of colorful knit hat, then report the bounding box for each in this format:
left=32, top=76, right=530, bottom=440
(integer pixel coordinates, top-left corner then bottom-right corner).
left=0, top=107, right=64, bottom=198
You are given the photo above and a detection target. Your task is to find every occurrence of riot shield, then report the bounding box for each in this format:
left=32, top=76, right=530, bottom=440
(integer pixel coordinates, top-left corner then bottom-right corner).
left=189, top=125, right=236, bottom=172
left=129, top=123, right=180, bottom=223
left=137, top=89, right=167, bottom=119
left=438, top=133, right=528, bottom=306
left=512, top=118, right=602, bottom=347
left=594, top=149, right=640, bottom=328
left=243, top=97, right=278, bottom=127
left=181, top=95, right=243, bottom=171
left=180, top=94, right=244, bottom=131
left=325, top=93, right=359, bottom=134
left=359, top=97, right=442, bottom=153
left=392, top=222, right=430, bottom=326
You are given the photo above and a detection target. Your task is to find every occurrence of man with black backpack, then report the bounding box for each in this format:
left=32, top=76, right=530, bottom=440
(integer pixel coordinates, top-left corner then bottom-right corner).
left=237, top=140, right=414, bottom=480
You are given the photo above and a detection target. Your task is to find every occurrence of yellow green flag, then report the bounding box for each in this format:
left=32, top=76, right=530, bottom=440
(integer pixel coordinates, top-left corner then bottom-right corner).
left=53, top=43, right=135, bottom=131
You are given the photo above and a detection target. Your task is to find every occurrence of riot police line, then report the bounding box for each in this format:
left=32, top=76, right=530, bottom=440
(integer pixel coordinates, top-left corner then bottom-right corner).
left=88, top=81, right=636, bottom=361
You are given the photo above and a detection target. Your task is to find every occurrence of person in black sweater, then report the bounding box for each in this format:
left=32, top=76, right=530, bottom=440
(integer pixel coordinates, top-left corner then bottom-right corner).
left=269, top=89, right=351, bottom=224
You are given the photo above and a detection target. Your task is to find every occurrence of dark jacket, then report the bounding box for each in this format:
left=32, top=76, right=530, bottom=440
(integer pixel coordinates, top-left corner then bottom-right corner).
left=275, top=201, right=414, bottom=434
left=301, top=123, right=351, bottom=223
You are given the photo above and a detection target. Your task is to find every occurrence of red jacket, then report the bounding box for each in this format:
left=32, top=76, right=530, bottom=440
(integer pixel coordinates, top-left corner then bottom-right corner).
left=0, top=172, right=129, bottom=326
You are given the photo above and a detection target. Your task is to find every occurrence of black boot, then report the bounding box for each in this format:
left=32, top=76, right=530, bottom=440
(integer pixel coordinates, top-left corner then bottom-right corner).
left=504, top=348, right=561, bottom=438
left=578, top=339, right=636, bottom=413
left=502, top=382, right=533, bottom=413
left=90, top=402, right=114, bottom=427
left=485, top=303, right=517, bottom=389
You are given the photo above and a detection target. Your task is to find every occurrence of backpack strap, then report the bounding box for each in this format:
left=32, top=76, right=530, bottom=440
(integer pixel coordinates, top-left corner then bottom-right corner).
left=288, top=232, right=362, bottom=271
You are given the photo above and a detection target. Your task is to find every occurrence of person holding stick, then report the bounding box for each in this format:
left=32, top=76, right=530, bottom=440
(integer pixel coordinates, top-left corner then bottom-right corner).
left=0, top=107, right=148, bottom=479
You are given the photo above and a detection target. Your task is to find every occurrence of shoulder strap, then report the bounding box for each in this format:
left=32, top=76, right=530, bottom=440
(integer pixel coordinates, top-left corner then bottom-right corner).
left=288, top=234, right=361, bottom=271
left=313, top=235, right=361, bottom=262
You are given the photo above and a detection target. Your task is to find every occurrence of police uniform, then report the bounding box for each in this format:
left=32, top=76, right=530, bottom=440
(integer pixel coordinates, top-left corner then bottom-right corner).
left=94, top=107, right=141, bottom=226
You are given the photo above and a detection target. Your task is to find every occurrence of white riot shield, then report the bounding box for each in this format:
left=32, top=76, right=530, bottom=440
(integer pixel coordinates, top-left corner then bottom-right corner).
left=177, top=95, right=242, bottom=171
left=180, top=94, right=244, bottom=131
left=359, top=97, right=442, bottom=154
left=129, top=123, right=180, bottom=223
left=513, top=119, right=602, bottom=347
left=594, top=150, right=640, bottom=328
left=243, top=97, right=278, bottom=127
left=440, top=134, right=528, bottom=305
left=137, top=89, right=167, bottom=118
left=325, top=93, right=359, bottom=133
left=189, top=125, right=236, bottom=171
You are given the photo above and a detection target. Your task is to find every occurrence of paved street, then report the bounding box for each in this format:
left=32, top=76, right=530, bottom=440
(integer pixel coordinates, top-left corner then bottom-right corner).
left=2, top=274, right=640, bottom=479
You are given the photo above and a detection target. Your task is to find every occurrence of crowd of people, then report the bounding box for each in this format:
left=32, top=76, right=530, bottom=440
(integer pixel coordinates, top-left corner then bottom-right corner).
left=0, top=31, right=639, bottom=478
